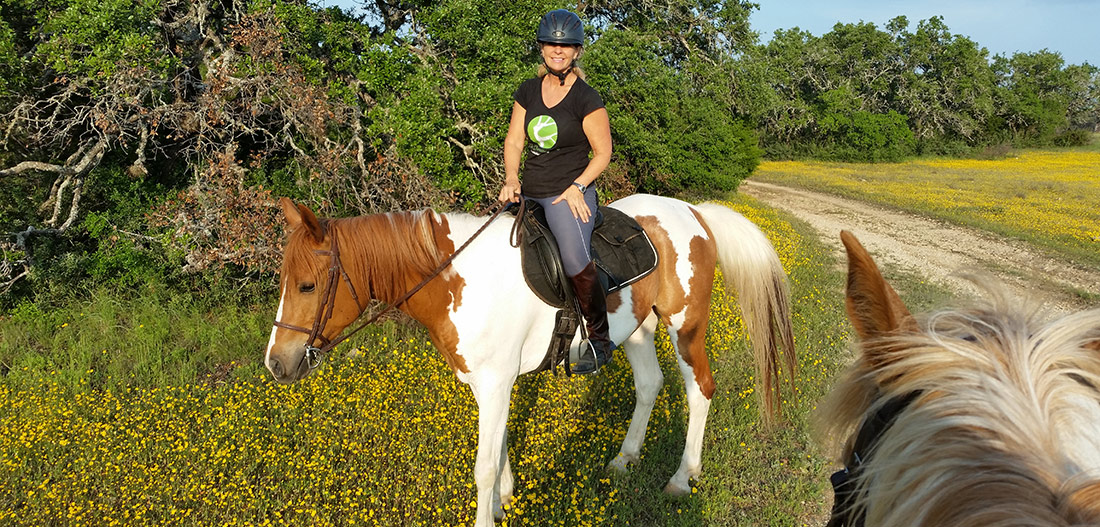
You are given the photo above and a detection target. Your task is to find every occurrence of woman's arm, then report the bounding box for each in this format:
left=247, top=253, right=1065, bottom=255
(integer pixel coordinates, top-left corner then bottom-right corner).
left=499, top=101, right=527, bottom=203
left=551, top=107, right=612, bottom=222
left=575, top=107, right=612, bottom=188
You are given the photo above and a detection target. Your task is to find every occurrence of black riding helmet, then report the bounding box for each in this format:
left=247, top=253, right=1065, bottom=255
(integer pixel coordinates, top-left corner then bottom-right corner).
left=536, top=10, right=583, bottom=85
left=537, top=9, right=583, bottom=45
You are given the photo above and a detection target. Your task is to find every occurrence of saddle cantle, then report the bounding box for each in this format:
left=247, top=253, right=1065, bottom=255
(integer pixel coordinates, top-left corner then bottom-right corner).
left=510, top=200, right=659, bottom=375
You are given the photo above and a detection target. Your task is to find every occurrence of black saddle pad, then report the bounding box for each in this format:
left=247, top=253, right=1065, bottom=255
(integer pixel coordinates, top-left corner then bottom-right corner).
left=515, top=201, right=659, bottom=309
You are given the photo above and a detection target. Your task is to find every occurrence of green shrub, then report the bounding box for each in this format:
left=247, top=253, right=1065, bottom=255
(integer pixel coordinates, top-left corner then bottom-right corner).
left=659, top=99, right=761, bottom=192
left=585, top=29, right=761, bottom=196
left=813, top=89, right=915, bottom=162
left=1052, top=129, right=1092, bottom=147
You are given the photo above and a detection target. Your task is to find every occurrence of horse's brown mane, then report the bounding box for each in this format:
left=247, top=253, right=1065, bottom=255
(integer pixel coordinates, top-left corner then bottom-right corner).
left=283, top=210, right=446, bottom=305
left=820, top=275, right=1100, bottom=526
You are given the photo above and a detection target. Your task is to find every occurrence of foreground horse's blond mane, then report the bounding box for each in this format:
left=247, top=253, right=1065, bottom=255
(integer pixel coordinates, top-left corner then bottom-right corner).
left=820, top=232, right=1100, bottom=527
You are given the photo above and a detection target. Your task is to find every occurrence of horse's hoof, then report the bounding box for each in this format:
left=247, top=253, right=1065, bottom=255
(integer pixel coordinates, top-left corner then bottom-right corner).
left=607, top=453, right=638, bottom=474
left=663, top=480, right=692, bottom=496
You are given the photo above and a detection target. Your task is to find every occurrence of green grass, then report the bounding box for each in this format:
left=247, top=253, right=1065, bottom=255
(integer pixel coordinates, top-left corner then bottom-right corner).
left=0, top=288, right=274, bottom=391
left=0, top=196, right=959, bottom=526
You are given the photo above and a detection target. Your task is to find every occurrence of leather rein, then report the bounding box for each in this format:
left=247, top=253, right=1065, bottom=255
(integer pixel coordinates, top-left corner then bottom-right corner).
left=273, top=200, right=513, bottom=371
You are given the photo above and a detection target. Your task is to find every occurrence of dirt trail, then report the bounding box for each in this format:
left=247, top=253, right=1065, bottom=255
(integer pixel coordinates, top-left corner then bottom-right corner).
left=740, top=180, right=1100, bottom=315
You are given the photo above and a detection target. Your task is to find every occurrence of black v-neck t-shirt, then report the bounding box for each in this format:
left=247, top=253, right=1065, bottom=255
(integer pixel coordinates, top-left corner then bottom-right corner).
left=513, top=76, right=605, bottom=198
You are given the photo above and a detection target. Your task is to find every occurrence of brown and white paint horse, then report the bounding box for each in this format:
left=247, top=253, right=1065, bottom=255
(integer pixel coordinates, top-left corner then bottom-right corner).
left=265, top=194, right=796, bottom=526
left=821, top=231, right=1100, bottom=527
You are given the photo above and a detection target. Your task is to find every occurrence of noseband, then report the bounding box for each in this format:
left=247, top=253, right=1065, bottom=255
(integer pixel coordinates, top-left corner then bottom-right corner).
left=827, top=391, right=921, bottom=527
left=273, top=231, right=364, bottom=370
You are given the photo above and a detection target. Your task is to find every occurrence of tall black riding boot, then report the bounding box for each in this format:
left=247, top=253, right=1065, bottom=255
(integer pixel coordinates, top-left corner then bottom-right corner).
left=569, top=261, right=613, bottom=374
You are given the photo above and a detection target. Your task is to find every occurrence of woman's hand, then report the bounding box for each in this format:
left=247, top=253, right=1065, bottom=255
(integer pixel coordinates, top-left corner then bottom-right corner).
left=499, top=180, right=521, bottom=203
left=552, top=185, right=591, bottom=222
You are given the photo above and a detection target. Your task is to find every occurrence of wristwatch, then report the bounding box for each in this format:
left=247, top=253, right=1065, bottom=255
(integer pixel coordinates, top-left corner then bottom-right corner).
left=572, top=181, right=587, bottom=193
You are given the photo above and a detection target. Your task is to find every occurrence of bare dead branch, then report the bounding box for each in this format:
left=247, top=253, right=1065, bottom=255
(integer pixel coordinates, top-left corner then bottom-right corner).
left=0, top=161, right=77, bottom=177
left=46, top=175, right=73, bottom=227
left=447, top=137, right=479, bottom=169
left=130, top=124, right=150, bottom=177
left=58, top=178, right=84, bottom=232
left=0, top=270, right=29, bottom=296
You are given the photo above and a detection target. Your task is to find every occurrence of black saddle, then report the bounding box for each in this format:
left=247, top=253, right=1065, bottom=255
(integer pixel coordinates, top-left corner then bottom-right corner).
left=509, top=199, right=659, bottom=375
left=512, top=200, right=658, bottom=309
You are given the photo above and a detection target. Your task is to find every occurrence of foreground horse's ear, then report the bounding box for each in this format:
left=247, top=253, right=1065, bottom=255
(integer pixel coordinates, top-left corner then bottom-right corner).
left=841, top=230, right=916, bottom=340
left=277, top=197, right=324, bottom=242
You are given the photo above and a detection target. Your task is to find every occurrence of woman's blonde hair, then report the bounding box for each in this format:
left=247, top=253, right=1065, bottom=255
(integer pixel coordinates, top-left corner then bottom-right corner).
left=536, top=45, right=586, bottom=80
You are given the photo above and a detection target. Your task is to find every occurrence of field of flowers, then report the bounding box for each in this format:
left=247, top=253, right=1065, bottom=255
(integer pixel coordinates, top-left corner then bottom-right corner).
left=754, top=151, right=1100, bottom=269
left=0, top=197, right=857, bottom=526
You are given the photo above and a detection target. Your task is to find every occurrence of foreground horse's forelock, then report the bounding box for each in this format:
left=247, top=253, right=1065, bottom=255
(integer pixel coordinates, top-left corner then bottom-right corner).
left=820, top=230, right=1100, bottom=527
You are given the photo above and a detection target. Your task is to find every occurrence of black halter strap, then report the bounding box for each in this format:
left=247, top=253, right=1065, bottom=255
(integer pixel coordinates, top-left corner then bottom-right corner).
left=827, top=391, right=922, bottom=527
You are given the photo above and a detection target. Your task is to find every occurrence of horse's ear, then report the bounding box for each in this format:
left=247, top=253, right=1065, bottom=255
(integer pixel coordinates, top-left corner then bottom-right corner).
left=279, top=197, right=302, bottom=228
left=296, top=203, right=325, bottom=242
left=841, top=230, right=916, bottom=340
left=278, top=197, right=324, bottom=242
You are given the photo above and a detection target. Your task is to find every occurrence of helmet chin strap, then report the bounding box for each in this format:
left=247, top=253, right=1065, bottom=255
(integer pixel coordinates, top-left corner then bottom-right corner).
left=545, top=59, right=575, bottom=86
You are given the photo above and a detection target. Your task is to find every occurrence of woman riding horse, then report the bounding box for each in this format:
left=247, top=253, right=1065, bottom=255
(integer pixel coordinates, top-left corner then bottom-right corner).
left=497, top=9, right=614, bottom=374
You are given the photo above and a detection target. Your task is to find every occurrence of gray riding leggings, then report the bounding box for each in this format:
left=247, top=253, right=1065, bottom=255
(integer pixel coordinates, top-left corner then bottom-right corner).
left=525, top=187, right=598, bottom=277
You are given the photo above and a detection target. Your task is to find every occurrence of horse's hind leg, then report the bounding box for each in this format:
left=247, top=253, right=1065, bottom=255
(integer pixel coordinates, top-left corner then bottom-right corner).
left=609, top=312, right=664, bottom=472
left=663, top=308, right=716, bottom=495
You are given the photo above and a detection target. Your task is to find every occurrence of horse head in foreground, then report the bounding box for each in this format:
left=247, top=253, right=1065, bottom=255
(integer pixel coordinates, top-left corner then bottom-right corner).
left=264, top=194, right=797, bottom=526
left=822, top=231, right=1100, bottom=527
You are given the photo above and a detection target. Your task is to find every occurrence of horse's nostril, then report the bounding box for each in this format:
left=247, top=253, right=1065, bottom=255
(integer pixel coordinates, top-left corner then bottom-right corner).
left=268, top=358, right=284, bottom=378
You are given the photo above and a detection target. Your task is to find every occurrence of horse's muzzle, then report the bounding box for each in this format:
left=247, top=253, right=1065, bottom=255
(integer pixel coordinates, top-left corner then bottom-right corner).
left=266, top=353, right=311, bottom=384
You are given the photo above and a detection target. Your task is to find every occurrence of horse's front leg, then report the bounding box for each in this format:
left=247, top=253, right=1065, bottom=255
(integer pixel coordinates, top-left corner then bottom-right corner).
left=497, top=429, right=514, bottom=510
left=469, top=373, right=516, bottom=527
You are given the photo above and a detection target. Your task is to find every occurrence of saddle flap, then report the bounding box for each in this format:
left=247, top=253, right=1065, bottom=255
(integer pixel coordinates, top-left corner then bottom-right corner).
left=517, top=202, right=572, bottom=308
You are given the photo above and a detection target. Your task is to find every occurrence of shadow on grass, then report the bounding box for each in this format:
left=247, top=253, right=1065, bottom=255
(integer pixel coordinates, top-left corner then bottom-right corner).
left=504, top=341, right=703, bottom=526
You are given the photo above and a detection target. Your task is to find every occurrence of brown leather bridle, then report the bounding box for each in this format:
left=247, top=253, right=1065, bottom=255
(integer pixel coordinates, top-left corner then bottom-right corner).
left=271, top=201, right=513, bottom=372
left=272, top=230, right=363, bottom=370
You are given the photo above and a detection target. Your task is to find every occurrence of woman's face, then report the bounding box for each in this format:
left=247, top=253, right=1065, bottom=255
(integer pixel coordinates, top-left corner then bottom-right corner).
left=540, top=42, right=580, bottom=74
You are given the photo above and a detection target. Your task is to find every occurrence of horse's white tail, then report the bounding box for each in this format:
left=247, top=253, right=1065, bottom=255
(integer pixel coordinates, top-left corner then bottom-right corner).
left=694, top=202, right=796, bottom=424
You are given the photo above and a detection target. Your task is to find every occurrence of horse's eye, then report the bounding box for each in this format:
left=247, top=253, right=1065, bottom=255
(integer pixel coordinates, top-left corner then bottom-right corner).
left=299, top=283, right=315, bottom=293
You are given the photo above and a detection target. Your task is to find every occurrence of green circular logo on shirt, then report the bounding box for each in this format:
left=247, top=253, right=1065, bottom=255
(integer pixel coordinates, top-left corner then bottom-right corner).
left=527, top=115, right=558, bottom=150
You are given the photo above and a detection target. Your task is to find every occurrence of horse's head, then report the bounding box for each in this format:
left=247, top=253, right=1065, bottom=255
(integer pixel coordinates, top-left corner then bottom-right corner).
left=264, top=198, right=363, bottom=383
left=821, top=230, right=1100, bottom=527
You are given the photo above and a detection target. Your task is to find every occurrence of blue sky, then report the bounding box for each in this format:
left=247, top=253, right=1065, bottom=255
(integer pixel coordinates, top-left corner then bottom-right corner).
left=319, top=0, right=1099, bottom=66
left=751, top=0, right=1098, bottom=66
